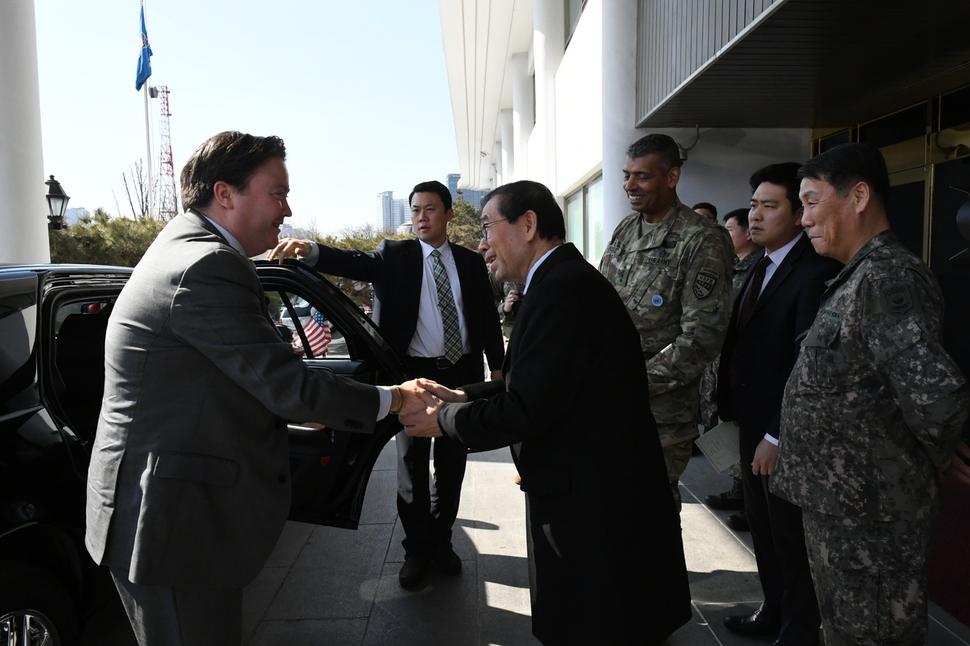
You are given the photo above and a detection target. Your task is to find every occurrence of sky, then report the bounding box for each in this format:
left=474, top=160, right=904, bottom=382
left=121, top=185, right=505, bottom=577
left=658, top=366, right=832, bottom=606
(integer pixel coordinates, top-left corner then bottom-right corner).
left=34, top=0, right=460, bottom=236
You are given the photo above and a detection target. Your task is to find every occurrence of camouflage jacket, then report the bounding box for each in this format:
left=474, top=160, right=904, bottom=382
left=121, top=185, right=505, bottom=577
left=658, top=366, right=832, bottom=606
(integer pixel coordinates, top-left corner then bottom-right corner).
left=732, top=251, right=758, bottom=296
left=773, top=231, right=969, bottom=521
left=599, top=201, right=734, bottom=427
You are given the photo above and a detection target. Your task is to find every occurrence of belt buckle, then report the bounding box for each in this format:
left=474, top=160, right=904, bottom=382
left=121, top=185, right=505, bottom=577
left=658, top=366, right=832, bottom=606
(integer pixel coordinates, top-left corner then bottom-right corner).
left=436, top=357, right=452, bottom=370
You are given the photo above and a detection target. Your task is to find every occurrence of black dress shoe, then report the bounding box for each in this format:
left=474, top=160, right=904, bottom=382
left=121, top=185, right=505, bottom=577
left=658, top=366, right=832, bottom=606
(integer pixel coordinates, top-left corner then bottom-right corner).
left=399, top=555, right=431, bottom=591
left=726, top=511, right=749, bottom=531
left=704, top=477, right=744, bottom=510
left=723, top=608, right=780, bottom=637
left=770, top=639, right=819, bottom=646
left=431, top=546, right=462, bottom=575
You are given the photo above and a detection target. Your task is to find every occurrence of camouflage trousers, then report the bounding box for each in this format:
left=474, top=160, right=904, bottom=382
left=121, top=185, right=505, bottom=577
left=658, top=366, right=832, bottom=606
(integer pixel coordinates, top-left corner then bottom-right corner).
left=802, top=510, right=935, bottom=645
left=658, top=423, right=696, bottom=513
left=697, top=357, right=719, bottom=431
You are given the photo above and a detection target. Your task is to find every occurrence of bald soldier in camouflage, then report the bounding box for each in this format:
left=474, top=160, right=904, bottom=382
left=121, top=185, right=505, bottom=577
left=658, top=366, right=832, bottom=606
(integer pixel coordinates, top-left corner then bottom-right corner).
left=772, top=143, right=970, bottom=646
left=600, top=134, right=734, bottom=510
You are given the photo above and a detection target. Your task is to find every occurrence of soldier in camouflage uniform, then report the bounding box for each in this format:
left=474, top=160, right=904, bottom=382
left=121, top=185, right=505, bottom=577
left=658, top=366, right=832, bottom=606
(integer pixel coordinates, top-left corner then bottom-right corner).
left=600, top=134, right=734, bottom=510
left=487, top=271, right=524, bottom=340
left=724, top=208, right=761, bottom=302
left=772, top=143, right=970, bottom=646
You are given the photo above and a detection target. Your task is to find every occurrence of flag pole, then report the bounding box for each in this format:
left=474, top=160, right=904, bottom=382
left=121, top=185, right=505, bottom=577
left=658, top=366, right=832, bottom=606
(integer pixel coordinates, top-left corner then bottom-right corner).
left=138, top=0, right=154, bottom=218
left=143, top=81, right=154, bottom=218
left=141, top=0, right=155, bottom=217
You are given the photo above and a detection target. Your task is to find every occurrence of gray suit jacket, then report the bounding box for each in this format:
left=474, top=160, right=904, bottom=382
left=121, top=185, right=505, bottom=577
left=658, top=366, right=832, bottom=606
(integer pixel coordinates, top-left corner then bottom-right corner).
left=85, top=211, right=379, bottom=589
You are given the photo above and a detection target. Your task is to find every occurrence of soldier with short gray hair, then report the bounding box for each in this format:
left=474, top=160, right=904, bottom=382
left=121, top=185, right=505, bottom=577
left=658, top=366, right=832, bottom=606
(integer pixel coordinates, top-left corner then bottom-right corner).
left=772, top=142, right=970, bottom=646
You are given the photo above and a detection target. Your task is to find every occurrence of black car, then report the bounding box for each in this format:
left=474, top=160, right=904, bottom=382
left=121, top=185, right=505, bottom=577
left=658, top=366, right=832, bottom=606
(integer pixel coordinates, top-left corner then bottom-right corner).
left=0, top=261, right=407, bottom=645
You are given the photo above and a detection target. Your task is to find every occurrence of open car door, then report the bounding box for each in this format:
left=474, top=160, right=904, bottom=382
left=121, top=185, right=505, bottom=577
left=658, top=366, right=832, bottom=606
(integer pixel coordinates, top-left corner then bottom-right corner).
left=255, top=260, right=408, bottom=530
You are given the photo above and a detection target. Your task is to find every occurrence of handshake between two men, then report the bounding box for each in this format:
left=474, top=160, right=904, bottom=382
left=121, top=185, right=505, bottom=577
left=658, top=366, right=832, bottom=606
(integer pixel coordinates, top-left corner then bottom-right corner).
left=393, top=378, right=464, bottom=438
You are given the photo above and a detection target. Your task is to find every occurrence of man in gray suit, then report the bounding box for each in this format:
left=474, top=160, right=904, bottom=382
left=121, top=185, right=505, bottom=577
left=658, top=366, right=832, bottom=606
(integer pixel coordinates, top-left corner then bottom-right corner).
left=85, top=131, right=429, bottom=646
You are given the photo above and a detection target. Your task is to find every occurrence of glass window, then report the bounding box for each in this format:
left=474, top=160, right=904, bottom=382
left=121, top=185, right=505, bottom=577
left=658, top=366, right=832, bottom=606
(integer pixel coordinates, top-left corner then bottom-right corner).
left=817, top=129, right=851, bottom=154
left=859, top=103, right=927, bottom=149
left=941, top=84, right=970, bottom=131
left=565, top=0, right=586, bottom=45
left=585, top=176, right=604, bottom=265
left=272, top=292, right=350, bottom=360
left=565, top=191, right=584, bottom=250
left=0, top=281, right=38, bottom=416
left=564, top=174, right=604, bottom=263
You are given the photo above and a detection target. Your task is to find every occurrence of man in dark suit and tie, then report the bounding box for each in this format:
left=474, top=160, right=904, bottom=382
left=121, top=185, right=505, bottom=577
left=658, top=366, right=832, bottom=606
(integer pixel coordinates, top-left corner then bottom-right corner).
left=717, top=163, right=842, bottom=646
left=86, top=131, right=429, bottom=645
left=271, top=181, right=504, bottom=590
left=399, top=180, right=691, bottom=645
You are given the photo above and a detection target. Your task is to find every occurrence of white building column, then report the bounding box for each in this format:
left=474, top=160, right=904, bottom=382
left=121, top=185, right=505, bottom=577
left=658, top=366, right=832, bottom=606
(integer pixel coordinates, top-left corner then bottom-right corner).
left=601, top=0, right=641, bottom=236
left=0, top=0, right=49, bottom=264
left=511, top=52, right=533, bottom=183
left=499, top=108, right=514, bottom=186
left=533, top=0, right=564, bottom=193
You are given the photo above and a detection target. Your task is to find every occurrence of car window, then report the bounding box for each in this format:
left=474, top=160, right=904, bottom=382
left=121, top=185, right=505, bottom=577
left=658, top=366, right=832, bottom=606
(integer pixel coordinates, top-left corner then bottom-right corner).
left=271, top=291, right=350, bottom=360
left=0, top=276, right=39, bottom=416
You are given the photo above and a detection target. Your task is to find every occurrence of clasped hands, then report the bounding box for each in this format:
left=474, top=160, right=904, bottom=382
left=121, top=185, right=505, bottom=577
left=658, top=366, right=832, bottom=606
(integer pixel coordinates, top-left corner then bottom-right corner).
left=394, top=378, right=467, bottom=438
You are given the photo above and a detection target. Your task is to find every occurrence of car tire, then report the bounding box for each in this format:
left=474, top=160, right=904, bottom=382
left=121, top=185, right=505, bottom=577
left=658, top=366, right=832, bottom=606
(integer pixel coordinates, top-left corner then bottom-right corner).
left=0, top=564, right=79, bottom=646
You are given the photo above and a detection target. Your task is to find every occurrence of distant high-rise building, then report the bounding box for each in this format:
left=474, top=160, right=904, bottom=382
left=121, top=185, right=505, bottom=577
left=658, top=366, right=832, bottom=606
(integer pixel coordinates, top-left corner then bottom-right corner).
left=64, top=207, right=90, bottom=225
left=376, top=191, right=411, bottom=232
left=445, top=173, right=487, bottom=208
left=376, top=191, right=395, bottom=231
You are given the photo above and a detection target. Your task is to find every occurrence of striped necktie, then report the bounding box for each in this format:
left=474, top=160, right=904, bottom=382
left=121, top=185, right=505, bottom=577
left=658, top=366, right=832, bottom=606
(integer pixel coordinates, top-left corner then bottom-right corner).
left=431, top=249, right=463, bottom=364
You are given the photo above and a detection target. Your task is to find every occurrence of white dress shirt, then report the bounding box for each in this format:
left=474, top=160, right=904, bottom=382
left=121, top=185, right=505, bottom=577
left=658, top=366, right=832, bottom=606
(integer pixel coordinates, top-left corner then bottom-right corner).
left=759, top=230, right=804, bottom=295
left=407, top=240, right=470, bottom=358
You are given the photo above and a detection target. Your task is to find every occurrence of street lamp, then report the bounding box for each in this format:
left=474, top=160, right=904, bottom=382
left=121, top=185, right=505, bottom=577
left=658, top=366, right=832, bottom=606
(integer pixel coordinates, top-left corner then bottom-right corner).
left=45, top=175, right=70, bottom=230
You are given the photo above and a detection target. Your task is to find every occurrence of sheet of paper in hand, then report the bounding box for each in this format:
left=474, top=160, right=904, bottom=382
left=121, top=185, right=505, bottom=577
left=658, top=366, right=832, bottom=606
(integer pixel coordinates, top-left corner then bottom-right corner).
left=694, top=420, right=740, bottom=473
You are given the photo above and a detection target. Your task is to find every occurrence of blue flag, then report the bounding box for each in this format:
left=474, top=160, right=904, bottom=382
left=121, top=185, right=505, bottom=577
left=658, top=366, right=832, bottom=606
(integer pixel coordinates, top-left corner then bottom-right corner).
left=135, top=5, right=153, bottom=91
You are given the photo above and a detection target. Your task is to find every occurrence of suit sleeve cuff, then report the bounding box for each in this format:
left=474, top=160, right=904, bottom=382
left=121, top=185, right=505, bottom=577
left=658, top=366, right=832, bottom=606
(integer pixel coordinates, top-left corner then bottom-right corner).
left=376, top=386, right=392, bottom=419
left=302, top=244, right=321, bottom=266
left=764, top=434, right=779, bottom=446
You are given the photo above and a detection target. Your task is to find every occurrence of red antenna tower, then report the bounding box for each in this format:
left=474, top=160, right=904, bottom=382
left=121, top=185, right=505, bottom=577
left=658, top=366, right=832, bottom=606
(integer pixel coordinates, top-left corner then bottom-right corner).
left=155, top=85, right=178, bottom=219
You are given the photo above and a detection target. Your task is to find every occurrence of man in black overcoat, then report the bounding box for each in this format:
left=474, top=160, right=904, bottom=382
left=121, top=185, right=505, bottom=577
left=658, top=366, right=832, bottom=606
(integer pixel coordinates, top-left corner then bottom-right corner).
left=401, top=180, right=691, bottom=645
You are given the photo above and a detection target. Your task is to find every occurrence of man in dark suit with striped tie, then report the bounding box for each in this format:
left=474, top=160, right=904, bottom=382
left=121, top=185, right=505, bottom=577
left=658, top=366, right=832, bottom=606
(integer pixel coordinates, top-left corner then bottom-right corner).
left=271, top=181, right=504, bottom=590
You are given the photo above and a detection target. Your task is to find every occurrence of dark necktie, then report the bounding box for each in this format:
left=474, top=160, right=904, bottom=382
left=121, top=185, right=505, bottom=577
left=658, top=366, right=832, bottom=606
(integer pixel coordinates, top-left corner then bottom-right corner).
left=737, top=254, right=772, bottom=329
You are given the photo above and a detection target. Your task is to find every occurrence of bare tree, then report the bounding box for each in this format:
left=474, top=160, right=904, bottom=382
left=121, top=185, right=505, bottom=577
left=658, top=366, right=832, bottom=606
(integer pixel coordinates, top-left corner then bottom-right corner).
left=120, top=160, right=153, bottom=220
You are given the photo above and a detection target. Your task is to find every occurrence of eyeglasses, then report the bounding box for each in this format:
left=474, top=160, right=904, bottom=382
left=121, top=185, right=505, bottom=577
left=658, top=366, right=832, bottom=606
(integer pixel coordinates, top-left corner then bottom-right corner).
left=480, top=218, right=508, bottom=241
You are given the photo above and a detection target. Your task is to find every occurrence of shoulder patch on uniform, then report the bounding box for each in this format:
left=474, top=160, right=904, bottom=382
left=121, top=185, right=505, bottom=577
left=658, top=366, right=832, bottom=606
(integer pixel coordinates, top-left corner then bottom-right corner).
left=877, top=282, right=920, bottom=318
left=693, top=267, right=720, bottom=299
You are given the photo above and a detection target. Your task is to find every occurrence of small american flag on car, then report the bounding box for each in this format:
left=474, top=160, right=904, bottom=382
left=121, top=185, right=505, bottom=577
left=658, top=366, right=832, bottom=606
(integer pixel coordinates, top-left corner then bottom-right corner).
left=296, top=308, right=331, bottom=357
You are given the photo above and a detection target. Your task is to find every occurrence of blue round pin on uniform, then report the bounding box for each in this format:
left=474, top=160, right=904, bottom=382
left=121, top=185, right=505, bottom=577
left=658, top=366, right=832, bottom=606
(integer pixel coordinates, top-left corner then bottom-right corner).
left=652, top=295, right=663, bottom=307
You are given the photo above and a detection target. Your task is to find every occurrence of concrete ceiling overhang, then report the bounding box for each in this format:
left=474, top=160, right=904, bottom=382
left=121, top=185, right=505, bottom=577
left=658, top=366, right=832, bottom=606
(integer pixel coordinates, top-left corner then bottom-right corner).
left=640, top=0, right=970, bottom=129
left=437, top=0, right=533, bottom=190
